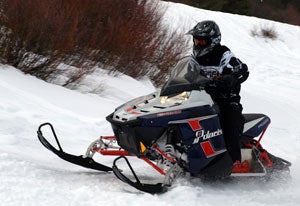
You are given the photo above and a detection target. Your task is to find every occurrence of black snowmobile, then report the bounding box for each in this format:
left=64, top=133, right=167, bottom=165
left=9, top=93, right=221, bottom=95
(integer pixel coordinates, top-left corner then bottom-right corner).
left=37, top=56, right=291, bottom=194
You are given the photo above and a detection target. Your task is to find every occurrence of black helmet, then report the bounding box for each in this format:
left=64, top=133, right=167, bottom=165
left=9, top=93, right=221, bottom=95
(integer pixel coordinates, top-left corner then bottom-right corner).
left=187, top=20, right=221, bottom=57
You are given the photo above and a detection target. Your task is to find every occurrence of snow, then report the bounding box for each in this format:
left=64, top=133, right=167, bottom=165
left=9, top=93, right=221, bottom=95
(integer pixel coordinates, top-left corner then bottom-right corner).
left=1, top=1, right=300, bottom=205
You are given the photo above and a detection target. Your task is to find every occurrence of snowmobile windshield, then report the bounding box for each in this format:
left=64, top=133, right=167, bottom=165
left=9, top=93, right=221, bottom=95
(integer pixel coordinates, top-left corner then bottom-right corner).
left=160, top=56, right=210, bottom=96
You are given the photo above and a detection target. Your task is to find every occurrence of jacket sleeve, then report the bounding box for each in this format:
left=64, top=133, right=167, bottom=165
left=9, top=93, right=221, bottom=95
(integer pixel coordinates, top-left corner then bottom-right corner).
left=220, top=51, right=249, bottom=84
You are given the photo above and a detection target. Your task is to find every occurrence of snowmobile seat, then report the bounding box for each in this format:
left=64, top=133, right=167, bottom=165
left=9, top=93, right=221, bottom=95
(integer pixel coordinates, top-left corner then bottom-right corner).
left=243, top=113, right=267, bottom=123
left=242, top=113, right=271, bottom=138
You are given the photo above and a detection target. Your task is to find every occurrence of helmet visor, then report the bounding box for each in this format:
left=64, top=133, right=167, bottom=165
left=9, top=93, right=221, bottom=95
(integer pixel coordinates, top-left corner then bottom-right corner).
left=193, top=36, right=211, bottom=46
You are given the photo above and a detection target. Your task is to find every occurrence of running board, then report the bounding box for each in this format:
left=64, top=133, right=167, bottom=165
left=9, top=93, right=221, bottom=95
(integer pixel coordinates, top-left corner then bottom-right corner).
left=231, top=172, right=266, bottom=177
left=231, top=148, right=267, bottom=177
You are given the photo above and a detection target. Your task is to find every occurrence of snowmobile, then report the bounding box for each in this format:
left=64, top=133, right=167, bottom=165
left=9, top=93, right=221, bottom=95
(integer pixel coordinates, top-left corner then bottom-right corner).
left=37, top=56, right=291, bottom=194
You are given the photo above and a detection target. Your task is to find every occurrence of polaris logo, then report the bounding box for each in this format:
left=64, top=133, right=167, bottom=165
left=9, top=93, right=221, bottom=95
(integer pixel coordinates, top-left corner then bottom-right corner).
left=193, top=129, right=223, bottom=144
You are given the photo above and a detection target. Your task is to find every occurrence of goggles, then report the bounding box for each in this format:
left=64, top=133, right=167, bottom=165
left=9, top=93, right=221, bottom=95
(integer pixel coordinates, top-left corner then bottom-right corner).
left=193, top=36, right=211, bottom=46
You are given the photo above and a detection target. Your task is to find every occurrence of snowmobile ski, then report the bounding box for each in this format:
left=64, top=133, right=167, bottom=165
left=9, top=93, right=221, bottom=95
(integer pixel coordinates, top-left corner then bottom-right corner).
left=37, top=123, right=112, bottom=172
left=112, top=156, right=167, bottom=194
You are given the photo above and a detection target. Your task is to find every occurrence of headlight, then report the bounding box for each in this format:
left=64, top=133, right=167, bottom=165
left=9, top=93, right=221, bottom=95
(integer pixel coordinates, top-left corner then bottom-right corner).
left=160, top=92, right=190, bottom=105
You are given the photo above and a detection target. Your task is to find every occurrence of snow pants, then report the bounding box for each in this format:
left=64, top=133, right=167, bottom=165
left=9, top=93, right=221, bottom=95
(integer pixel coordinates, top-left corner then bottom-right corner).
left=218, top=102, right=244, bottom=162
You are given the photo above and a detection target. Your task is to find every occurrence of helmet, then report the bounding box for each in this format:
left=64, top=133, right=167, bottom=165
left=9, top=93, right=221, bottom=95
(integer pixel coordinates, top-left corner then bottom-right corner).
left=187, top=20, right=221, bottom=57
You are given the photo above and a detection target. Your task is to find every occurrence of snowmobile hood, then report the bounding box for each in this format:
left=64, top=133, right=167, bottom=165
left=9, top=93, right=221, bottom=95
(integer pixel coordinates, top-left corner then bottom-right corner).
left=110, top=56, right=214, bottom=122
left=111, top=90, right=214, bottom=122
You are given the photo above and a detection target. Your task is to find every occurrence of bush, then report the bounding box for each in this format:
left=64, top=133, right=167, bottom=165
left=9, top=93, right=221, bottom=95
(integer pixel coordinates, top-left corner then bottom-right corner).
left=0, top=0, right=188, bottom=86
left=251, top=24, right=278, bottom=40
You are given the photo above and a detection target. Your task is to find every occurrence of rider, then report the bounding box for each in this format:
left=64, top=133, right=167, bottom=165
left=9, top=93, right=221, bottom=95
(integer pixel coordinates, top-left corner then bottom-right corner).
left=186, top=20, right=249, bottom=170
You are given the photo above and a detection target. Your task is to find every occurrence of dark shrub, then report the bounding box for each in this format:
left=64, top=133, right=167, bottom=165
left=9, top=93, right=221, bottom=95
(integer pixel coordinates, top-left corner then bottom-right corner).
left=0, top=0, right=188, bottom=86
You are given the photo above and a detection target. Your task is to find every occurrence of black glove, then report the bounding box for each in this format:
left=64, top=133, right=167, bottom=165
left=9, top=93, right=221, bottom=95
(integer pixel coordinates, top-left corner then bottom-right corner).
left=214, top=74, right=238, bottom=89
left=204, top=79, right=218, bottom=95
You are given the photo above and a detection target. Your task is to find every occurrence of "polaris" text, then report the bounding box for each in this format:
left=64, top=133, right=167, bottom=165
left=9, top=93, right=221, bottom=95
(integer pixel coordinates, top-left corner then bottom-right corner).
left=193, top=129, right=223, bottom=144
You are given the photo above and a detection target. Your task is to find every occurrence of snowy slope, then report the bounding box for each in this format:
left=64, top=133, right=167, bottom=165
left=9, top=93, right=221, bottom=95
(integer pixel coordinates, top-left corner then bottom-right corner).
left=1, top=2, right=300, bottom=206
